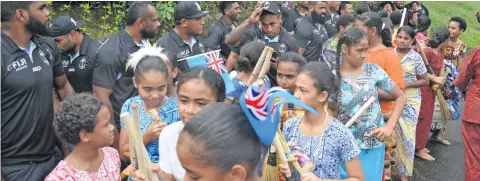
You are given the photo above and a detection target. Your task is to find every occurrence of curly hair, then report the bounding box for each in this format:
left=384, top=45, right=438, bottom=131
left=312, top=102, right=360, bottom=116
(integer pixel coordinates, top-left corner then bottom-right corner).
left=54, top=93, right=103, bottom=145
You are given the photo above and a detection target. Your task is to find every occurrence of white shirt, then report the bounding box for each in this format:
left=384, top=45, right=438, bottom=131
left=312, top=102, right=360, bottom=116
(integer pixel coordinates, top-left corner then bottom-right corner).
left=159, top=121, right=185, bottom=181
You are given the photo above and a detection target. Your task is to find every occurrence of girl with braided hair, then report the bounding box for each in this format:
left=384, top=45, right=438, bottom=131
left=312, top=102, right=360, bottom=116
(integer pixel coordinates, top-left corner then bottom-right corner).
left=335, top=28, right=406, bottom=181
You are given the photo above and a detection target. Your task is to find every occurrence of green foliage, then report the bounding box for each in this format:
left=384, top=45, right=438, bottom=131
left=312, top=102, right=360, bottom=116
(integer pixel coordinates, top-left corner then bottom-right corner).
left=153, top=1, right=176, bottom=43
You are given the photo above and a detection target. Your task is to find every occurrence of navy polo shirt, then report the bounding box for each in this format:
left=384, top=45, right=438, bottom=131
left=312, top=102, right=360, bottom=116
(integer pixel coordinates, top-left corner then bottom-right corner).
left=1, top=32, right=64, bottom=166
left=60, top=36, right=101, bottom=93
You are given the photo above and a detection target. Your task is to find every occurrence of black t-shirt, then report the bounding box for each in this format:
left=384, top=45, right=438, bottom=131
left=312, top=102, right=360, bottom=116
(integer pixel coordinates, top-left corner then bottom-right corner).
left=324, top=11, right=340, bottom=38
left=280, top=6, right=298, bottom=33
left=1, top=32, right=64, bottom=166
left=293, top=9, right=307, bottom=30
left=294, top=16, right=329, bottom=62
left=61, top=36, right=101, bottom=93
left=238, top=26, right=299, bottom=85
left=155, top=29, right=207, bottom=72
left=206, top=17, right=235, bottom=58
left=92, top=30, right=140, bottom=124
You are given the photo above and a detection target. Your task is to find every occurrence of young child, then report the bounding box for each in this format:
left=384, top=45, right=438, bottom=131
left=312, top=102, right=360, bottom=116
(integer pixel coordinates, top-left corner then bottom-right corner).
left=159, top=67, right=226, bottom=181
left=280, top=61, right=364, bottom=181
left=227, top=41, right=270, bottom=103
left=276, top=52, right=307, bottom=127
left=45, top=93, right=119, bottom=181
left=119, top=47, right=180, bottom=167
left=335, top=28, right=406, bottom=181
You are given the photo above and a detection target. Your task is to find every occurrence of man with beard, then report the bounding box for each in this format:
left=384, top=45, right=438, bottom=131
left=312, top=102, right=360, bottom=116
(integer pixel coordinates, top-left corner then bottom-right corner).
left=394, top=1, right=405, bottom=12
left=51, top=16, right=101, bottom=93
left=1, top=1, right=74, bottom=180
left=294, top=1, right=329, bottom=62
left=92, top=1, right=160, bottom=150
left=226, top=2, right=298, bottom=86
left=206, top=1, right=241, bottom=58
left=339, top=1, right=354, bottom=15
left=324, top=1, right=341, bottom=38
left=156, top=1, right=208, bottom=72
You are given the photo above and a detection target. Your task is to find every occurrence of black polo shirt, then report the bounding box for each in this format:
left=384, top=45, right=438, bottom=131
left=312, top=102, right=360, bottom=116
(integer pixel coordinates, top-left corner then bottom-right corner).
left=155, top=29, right=207, bottom=72
left=294, top=16, right=329, bottom=62
left=238, top=26, right=299, bottom=85
left=280, top=6, right=298, bottom=33
left=60, top=36, right=101, bottom=93
left=1, top=32, right=64, bottom=166
left=324, top=11, right=340, bottom=38
left=92, top=29, right=140, bottom=124
left=293, top=9, right=307, bottom=29
left=206, top=17, right=235, bottom=57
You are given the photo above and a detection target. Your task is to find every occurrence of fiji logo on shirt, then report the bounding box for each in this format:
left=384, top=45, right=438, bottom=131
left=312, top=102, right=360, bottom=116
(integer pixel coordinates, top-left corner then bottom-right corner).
left=79, top=58, right=87, bottom=69
left=313, top=29, right=320, bottom=34
left=199, top=43, right=205, bottom=53
left=62, top=60, right=69, bottom=68
left=177, top=49, right=190, bottom=59
left=39, top=50, right=50, bottom=65
left=279, top=43, right=287, bottom=54
left=7, top=58, right=28, bottom=72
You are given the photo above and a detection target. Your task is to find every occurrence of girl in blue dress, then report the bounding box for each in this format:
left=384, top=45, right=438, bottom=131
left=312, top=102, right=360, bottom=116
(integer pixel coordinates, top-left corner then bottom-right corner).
left=119, top=46, right=180, bottom=170
left=280, top=61, right=364, bottom=181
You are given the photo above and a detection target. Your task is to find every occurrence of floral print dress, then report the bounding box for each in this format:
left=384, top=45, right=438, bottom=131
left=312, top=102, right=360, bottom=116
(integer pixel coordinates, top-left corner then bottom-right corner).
left=393, top=48, right=427, bottom=176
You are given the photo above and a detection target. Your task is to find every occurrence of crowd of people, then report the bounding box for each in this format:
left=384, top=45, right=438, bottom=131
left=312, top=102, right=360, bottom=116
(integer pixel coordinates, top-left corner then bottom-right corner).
left=1, top=1, right=479, bottom=181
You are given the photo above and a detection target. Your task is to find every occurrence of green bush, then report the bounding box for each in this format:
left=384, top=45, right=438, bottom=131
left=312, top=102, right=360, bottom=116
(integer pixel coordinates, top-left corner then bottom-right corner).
left=46, top=1, right=257, bottom=43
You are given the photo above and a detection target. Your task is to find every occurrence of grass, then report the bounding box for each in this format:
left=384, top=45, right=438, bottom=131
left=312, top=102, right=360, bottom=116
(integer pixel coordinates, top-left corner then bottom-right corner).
left=423, top=1, right=480, bottom=52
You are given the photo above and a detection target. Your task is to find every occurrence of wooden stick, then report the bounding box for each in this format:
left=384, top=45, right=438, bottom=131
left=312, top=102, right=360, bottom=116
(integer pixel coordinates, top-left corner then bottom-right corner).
left=121, top=112, right=159, bottom=181
left=147, top=109, right=164, bottom=125
left=345, top=96, right=375, bottom=128
left=248, top=47, right=269, bottom=86
left=257, top=48, right=274, bottom=81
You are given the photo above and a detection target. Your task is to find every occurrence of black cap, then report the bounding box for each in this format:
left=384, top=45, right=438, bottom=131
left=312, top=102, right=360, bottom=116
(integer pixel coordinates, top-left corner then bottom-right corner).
left=174, top=2, right=209, bottom=22
left=261, top=2, right=281, bottom=14
left=50, top=16, right=86, bottom=37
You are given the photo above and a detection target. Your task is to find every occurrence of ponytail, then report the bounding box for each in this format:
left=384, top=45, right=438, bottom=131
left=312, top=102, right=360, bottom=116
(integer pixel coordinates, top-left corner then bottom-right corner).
left=428, top=27, right=450, bottom=49
left=380, top=25, right=393, bottom=47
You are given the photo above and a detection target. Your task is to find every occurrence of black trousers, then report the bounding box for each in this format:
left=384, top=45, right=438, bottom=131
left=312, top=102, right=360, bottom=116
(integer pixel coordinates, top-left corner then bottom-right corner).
left=1, top=156, right=56, bottom=181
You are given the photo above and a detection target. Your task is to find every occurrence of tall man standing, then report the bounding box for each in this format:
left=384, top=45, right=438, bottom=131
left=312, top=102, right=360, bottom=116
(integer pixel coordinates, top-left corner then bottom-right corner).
left=156, top=1, right=208, bottom=72
left=51, top=16, right=101, bottom=93
left=206, top=1, right=241, bottom=58
left=92, top=1, right=160, bottom=149
left=324, top=1, right=341, bottom=38
left=1, top=2, right=74, bottom=180
left=226, top=2, right=298, bottom=86
left=294, top=1, right=329, bottom=62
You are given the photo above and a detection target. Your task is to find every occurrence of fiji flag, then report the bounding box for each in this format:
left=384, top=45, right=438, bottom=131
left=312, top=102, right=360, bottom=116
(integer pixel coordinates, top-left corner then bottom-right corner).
left=183, top=50, right=234, bottom=94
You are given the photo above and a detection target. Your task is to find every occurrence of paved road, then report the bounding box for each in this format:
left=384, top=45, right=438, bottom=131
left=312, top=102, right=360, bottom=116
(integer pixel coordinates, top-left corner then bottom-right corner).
left=411, top=104, right=465, bottom=181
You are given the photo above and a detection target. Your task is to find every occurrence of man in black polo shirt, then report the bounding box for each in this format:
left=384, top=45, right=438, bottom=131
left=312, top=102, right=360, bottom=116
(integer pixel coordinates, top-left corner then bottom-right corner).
left=225, top=2, right=298, bottom=86
left=293, top=1, right=309, bottom=30
left=51, top=16, right=101, bottom=93
left=206, top=1, right=241, bottom=58
left=1, top=2, right=74, bottom=180
left=156, top=1, right=208, bottom=72
left=294, top=1, right=329, bottom=62
left=92, top=1, right=160, bottom=148
left=324, top=1, right=341, bottom=38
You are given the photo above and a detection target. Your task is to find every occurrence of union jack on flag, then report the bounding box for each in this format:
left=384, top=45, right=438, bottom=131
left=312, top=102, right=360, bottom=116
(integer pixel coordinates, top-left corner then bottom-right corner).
left=184, top=50, right=234, bottom=94
left=205, top=51, right=227, bottom=74
left=239, top=80, right=317, bottom=145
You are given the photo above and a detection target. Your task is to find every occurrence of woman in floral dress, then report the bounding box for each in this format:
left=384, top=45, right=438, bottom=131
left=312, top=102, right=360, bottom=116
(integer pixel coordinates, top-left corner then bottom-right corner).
left=394, top=26, right=444, bottom=181
left=430, top=17, right=467, bottom=145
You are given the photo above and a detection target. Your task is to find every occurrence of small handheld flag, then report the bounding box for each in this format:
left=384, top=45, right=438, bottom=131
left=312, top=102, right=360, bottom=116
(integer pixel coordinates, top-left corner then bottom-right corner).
left=239, top=80, right=317, bottom=145
left=183, top=50, right=234, bottom=94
